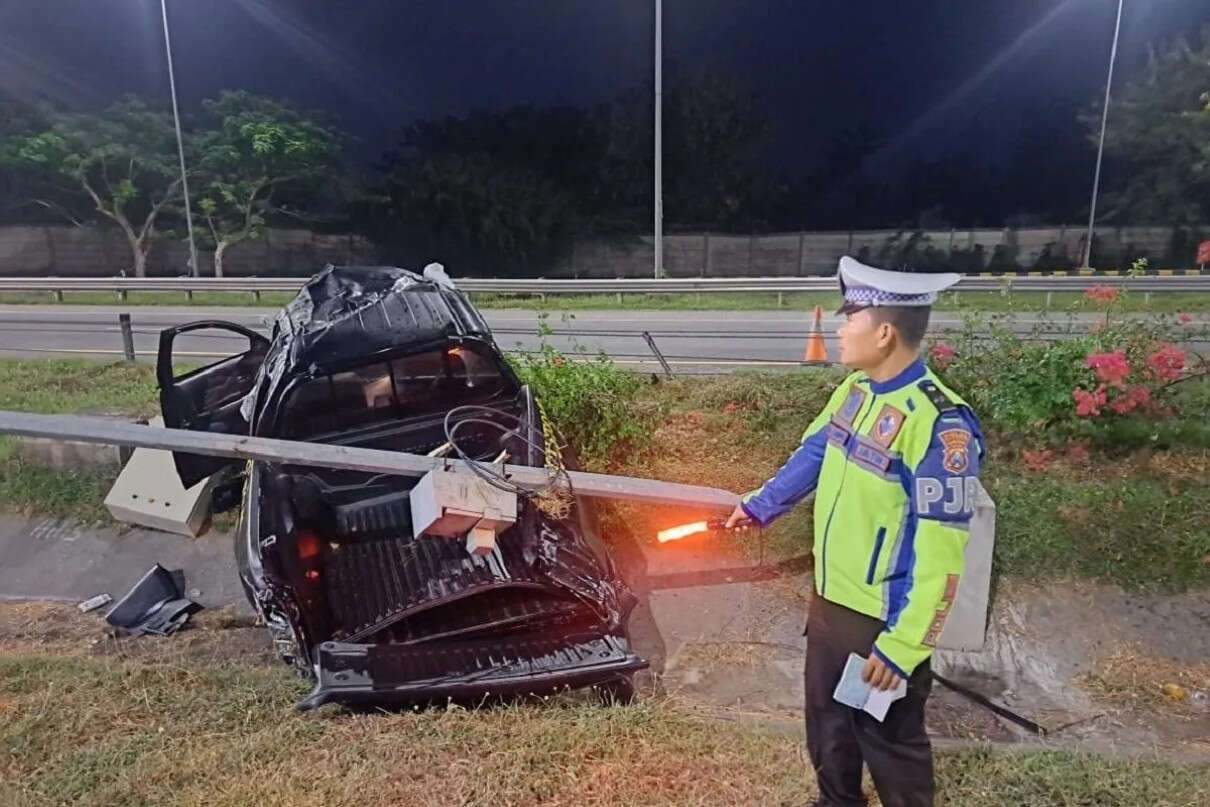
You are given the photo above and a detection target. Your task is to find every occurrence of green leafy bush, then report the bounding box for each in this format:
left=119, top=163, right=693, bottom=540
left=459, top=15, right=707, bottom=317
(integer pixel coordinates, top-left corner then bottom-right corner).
left=509, top=315, right=652, bottom=469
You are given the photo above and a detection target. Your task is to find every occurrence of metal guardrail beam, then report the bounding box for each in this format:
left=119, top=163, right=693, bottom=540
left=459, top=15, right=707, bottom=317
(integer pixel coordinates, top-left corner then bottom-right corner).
left=0, top=410, right=740, bottom=512
left=0, top=275, right=1206, bottom=295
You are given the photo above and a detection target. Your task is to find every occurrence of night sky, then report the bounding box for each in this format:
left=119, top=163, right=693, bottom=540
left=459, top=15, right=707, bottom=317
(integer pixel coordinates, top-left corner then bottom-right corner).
left=2, top=0, right=1209, bottom=178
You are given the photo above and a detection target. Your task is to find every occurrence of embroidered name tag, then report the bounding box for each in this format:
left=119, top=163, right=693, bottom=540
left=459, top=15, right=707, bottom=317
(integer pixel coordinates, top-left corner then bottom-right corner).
left=852, top=441, right=892, bottom=472
left=826, top=422, right=851, bottom=447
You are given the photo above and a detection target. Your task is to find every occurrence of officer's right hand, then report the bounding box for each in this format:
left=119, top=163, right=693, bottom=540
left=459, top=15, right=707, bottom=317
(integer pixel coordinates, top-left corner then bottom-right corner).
left=724, top=503, right=753, bottom=532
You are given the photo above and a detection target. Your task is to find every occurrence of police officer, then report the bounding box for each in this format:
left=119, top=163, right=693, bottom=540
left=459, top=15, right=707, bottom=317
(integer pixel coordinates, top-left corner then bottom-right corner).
left=725, top=256, right=985, bottom=807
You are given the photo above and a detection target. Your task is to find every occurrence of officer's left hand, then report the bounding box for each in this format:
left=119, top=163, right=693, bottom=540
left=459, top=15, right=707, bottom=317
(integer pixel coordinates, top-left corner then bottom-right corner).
left=862, top=654, right=903, bottom=691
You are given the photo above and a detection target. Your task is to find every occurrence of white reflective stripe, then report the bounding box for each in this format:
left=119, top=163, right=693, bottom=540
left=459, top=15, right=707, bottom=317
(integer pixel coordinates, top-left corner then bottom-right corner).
left=915, top=477, right=944, bottom=512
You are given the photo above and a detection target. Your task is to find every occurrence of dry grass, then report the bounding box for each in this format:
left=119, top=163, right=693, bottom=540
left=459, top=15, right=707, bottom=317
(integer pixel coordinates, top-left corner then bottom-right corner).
left=1081, top=641, right=1210, bottom=715
left=2, top=603, right=1209, bottom=807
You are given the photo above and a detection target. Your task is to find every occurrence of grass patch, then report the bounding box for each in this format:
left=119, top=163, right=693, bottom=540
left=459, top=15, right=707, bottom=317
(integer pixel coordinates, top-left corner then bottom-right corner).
left=0, top=441, right=115, bottom=524
left=1, top=603, right=1208, bottom=807
left=607, top=372, right=1210, bottom=592
left=988, top=470, right=1210, bottom=592
left=0, top=359, right=161, bottom=525
left=0, top=359, right=159, bottom=417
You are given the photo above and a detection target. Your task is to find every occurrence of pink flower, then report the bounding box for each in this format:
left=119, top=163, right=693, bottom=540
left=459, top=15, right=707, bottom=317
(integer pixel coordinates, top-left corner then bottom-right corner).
left=1066, top=443, right=1091, bottom=463
left=1084, top=286, right=1120, bottom=304
left=1022, top=449, right=1054, bottom=471
left=1073, top=386, right=1107, bottom=417
left=1146, top=344, right=1186, bottom=383
left=1106, top=385, right=1152, bottom=416
left=1085, top=350, right=1130, bottom=389
left=1178, top=313, right=1194, bottom=324
left=929, top=342, right=956, bottom=370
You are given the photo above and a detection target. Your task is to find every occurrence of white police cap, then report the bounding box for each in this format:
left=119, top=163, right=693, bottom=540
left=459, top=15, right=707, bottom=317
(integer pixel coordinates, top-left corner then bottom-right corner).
left=836, top=256, right=960, bottom=314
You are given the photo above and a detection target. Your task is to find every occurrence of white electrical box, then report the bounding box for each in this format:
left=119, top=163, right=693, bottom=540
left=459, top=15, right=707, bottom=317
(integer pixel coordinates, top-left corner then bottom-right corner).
left=410, top=468, right=517, bottom=556
left=104, top=417, right=217, bottom=537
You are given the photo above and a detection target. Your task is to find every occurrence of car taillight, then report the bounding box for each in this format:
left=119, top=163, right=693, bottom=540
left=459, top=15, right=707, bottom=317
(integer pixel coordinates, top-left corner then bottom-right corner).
left=297, top=530, right=321, bottom=561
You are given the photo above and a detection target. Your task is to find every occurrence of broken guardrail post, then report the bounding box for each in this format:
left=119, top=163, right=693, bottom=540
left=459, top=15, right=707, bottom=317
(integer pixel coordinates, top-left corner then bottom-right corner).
left=118, top=314, right=136, bottom=363
left=641, top=331, right=674, bottom=377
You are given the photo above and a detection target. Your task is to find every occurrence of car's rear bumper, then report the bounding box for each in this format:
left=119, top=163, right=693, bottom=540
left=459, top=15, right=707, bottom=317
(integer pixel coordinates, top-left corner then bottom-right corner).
left=298, top=632, right=646, bottom=710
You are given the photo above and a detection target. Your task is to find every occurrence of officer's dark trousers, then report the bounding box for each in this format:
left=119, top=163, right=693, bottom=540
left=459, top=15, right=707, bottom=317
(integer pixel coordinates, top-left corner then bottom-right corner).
left=805, top=595, right=934, bottom=807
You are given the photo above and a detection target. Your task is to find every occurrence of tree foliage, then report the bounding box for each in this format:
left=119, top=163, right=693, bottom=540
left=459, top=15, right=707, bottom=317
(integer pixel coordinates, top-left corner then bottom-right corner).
left=1, top=98, right=185, bottom=276
left=194, top=91, right=344, bottom=276
left=1088, top=30, right=1210, bottom=225
left=371, top=74, right=782, bottom=270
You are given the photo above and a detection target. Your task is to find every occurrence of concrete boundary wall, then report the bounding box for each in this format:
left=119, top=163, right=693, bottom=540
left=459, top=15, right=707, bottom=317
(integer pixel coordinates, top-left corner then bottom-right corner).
left=0, top=224, right=1205, bottom=278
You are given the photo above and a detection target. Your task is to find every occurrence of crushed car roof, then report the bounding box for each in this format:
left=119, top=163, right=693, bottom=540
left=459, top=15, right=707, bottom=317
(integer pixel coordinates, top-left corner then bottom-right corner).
left=274, top=265, right=491, bottom=371
left=241, top=265, right=493, bottom=427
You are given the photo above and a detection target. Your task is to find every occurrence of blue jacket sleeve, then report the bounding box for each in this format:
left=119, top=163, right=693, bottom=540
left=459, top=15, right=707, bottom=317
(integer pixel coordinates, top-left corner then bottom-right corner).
left=739, top=376, right=855, bottom=527
left=739, top=428, right=829, bottom=526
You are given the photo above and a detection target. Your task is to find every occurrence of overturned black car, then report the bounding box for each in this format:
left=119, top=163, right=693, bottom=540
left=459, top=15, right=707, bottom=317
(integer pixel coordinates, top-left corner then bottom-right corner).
left=156, top=265, right=646, bottom=709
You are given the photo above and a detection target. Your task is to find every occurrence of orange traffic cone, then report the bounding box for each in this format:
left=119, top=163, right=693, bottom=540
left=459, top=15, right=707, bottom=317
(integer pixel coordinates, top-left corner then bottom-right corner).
left=804, top=305, right=828, bottom=363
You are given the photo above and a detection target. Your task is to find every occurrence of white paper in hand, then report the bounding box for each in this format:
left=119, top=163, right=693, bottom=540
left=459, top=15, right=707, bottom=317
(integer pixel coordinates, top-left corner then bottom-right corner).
left=832, top=652, right=907, bottom=722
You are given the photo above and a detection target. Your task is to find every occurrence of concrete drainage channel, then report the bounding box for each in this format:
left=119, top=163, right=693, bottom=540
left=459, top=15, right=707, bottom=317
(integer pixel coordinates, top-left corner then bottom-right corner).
left=618, top=526, right=1210, bottom=757
left=4, top=434, right=1210, bottom=758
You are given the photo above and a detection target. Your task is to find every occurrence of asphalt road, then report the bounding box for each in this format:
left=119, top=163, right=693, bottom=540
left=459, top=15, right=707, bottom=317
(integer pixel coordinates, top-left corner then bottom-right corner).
left=0, top=305, right=1202, bottom=373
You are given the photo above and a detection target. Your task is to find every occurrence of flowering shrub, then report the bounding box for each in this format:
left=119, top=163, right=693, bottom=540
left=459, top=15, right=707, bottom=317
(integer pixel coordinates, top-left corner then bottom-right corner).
left=1146, top=344, right=1187, bottom=383
left=1086, top=350, right=1129, bottom=388
left=929, top=341, right=955, bottom=370
left=1072, top=386, right=1107, bottom=417
left=1084, top=286, right=1120, bottom=304
left=937, top=286, right=1208, bottom=437
left=1071, top=344, right=1188, bottom=419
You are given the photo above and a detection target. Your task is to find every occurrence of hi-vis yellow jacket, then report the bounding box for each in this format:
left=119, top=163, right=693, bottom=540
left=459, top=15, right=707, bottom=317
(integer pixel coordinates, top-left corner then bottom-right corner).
left=741, top=359, right=985, bottom=678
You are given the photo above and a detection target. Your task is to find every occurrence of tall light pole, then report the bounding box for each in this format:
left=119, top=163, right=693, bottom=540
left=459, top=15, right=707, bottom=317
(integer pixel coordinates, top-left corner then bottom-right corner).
left=159, top=0, right=199, bottom=278
left=1083, top=0, right=1125, bottom=269
left=653, top=0, right=664, bottom=279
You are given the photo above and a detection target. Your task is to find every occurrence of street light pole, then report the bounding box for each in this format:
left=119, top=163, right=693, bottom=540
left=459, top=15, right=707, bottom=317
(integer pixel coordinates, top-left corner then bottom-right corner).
left=159, top=0, right=199, bottom=278
left=1083, top=0, right=1125, bottom=270
left=654, top=0, right=664, bottom=279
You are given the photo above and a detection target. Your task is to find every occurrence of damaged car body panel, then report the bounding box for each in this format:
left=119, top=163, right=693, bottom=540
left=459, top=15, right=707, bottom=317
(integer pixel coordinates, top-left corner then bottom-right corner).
left=157, top=265, right=646, bottom=709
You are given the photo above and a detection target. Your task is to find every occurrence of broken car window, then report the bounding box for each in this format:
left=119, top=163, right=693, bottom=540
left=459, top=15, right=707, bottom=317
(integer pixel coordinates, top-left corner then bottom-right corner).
left=279, top=346, right=506, bottom=439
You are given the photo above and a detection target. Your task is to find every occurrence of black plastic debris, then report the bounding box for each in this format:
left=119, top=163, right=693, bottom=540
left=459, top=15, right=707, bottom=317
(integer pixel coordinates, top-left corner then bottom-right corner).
left=104, top=564, right=203, bottom=637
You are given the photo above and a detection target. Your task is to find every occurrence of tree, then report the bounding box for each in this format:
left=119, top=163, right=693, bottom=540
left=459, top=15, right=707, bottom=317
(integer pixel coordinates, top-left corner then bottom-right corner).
left=371, top=73, right=782, bottom=274
left=374, top=105, right=601, bottom=269
left=598, top=75, right=779, bottom=230
left=0, top=99, right=72, bottom=225
left=194, top=91, right=344, bottom=276
left=378, top=151, right=578, bottom=272
left=1086, top=30, right=1210, bottom=225
left=1, top=98, right=185, bottom=276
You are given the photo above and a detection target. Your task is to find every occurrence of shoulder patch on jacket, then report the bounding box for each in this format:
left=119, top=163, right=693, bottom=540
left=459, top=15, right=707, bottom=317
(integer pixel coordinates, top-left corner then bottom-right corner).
left=836, top=385, right=867, bottom=424
left=917, top=379, right=957, bottom=413
left=871, top=404, right=906, bottom=447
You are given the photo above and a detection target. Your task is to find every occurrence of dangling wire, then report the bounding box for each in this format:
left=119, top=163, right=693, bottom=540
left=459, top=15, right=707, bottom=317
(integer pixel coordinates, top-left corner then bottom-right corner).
left=442, top=404, right=574, bottom=519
